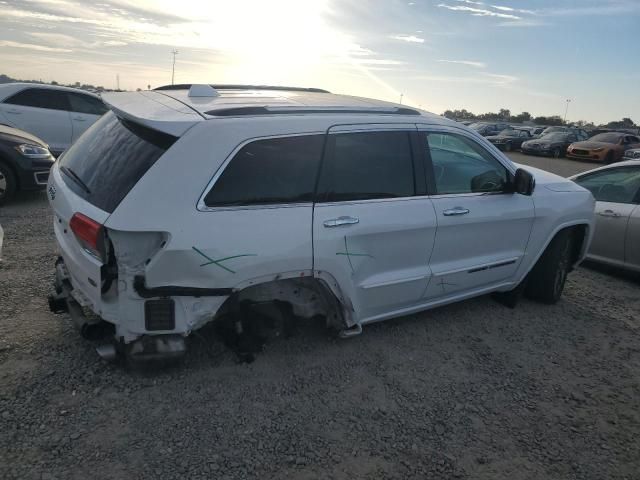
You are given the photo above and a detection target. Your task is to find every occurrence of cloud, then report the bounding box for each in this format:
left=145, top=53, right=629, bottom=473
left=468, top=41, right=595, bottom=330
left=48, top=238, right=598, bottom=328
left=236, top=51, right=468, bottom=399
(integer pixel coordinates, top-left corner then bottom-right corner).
left=414, top=71, right=517, bottom=87
left=437, top=3, right=521, bottom=20
left=390, top=34, right=425, bottom=43
left=437, top=59, right=486, bottom=68
left=0, top=40, right=72, bottom=53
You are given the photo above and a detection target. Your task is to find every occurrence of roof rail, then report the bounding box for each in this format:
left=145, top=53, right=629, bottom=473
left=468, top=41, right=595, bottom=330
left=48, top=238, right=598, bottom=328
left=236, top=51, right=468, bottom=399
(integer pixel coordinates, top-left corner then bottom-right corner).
left=154, top=84, right=330, bottom=93
left=204, top=106, right=421, bottom=117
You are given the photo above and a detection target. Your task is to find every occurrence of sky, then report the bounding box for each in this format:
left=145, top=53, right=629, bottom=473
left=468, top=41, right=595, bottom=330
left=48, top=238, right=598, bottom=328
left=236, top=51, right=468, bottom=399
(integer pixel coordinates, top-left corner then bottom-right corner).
left=1, top=0, right=639, bottom=124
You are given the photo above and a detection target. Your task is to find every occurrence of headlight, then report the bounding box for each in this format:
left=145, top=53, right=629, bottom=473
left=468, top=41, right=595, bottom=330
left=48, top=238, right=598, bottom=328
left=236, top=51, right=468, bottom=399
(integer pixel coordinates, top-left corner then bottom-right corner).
left=15, top=144, right=51, bottom=158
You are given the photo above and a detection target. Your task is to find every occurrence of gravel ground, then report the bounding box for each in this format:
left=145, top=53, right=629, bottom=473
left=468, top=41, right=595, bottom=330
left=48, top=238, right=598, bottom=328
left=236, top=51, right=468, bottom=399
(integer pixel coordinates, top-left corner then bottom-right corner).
left=1, top=154, right=639, bottom=480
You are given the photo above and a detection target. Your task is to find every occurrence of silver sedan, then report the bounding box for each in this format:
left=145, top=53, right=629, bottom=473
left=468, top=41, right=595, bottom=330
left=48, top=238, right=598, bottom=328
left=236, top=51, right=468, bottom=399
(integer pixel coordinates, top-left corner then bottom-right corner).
left=571, top=160, right=640, bottom=272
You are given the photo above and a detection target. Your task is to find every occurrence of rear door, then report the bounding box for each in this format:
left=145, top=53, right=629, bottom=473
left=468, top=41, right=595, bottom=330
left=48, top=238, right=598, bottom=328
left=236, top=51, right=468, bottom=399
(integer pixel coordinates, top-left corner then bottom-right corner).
left=312, top=125, right=437, bottom=324
left=66, top=92, right=108, bottom=142
left=0, top=87, right=72, bottom=154
left=574, top=165, right=640, bottom=265
left=417, top=126, right=535, bottom=299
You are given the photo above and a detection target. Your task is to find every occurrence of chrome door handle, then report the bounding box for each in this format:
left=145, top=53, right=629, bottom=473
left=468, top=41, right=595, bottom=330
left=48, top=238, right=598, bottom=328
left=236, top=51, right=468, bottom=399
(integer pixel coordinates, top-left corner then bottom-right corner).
left=323, top=216, right=359, bottom=228
left=443, top=207, right=470, bottom=216
left=598, top=209, right=621, bottom=218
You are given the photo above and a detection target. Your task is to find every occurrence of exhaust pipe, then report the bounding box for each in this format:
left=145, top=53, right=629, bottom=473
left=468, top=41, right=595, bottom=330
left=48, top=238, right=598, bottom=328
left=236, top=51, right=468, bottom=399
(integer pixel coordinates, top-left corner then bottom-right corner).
left=48, top=293, right=69, bottom=314
left=96, top=343, right=118, bottom=362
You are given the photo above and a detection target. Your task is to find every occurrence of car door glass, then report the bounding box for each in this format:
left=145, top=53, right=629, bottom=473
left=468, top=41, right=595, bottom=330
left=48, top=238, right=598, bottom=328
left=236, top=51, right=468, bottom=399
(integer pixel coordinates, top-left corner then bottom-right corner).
left=3, top=88, right=69, bottom=111
left=426, top=132, right=509, bottom=195
left=575, top=167, right=640, bottom=204
left=67, top=93, right=108, bottom=115
left=317, top=131, right=415, bottom=202
left=204, top=135, right=324, bottom=207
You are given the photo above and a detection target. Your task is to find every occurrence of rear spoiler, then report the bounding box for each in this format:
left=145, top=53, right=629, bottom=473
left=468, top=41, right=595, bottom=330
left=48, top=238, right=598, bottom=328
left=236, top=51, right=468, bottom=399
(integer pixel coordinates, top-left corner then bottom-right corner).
left=101, top=91, right=202, bottom=137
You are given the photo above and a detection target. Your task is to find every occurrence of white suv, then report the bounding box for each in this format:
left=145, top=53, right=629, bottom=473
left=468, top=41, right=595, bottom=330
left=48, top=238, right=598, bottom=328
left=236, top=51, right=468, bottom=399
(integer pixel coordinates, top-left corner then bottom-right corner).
left=47, top=84, right=595, bottom=362
left=0, top=83, right=108, bottom=156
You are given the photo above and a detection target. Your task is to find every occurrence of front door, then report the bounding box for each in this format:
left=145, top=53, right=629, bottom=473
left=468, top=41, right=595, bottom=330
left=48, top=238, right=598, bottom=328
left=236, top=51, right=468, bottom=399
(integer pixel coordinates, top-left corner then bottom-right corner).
left=66, top=92, right=108, bottom=142
left=417, top=126, right=535, bottom=299
left=574, top=165, right=640, bottom=265
left=313, top=126, right=437, bottom=324
left=0, top=87, right=72, bottom=154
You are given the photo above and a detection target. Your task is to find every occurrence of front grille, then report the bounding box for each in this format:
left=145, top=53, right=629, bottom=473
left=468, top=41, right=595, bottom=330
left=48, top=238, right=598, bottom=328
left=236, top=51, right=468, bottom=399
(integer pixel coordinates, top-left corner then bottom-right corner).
left=572, top=149, right=589, bottom=155
left=145, top=299, right=175, bottom=331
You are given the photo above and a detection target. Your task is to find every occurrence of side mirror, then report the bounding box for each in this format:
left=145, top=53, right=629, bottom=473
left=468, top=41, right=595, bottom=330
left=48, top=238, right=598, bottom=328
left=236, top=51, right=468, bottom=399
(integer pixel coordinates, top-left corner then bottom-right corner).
left=512, top=168, right=535, bottom=196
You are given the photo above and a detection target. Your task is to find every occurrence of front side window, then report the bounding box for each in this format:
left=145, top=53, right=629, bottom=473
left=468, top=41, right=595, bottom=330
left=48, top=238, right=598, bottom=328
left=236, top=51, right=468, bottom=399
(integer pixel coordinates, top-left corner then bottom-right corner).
left=204, top=135, right=324, bottom=207
left=574, top=167, right=640, bottom=204
left=426, top=132, right=509, bottom=195
left=316, top=131, right=415, bottom=202
left=67, top=92, right=108, bottom=115
left=4, top=88, right=69, bottom=111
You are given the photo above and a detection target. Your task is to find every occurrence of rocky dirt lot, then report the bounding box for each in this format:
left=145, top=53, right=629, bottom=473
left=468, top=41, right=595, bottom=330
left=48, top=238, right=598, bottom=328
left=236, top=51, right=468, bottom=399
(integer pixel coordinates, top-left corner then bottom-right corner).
left=1, top=154, right=639, bottom=480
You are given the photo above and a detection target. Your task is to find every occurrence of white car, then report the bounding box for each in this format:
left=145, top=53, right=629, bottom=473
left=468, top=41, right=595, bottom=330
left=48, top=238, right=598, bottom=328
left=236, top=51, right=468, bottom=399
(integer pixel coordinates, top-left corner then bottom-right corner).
left=0, top=83, right=108, bottom=156
left=46, top=84, right=595, bottom=362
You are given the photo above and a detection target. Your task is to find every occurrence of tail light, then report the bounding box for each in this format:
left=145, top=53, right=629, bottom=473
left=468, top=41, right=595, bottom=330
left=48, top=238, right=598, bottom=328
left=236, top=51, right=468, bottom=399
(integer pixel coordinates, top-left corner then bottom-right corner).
left=69, top=213, right=106, bottom=261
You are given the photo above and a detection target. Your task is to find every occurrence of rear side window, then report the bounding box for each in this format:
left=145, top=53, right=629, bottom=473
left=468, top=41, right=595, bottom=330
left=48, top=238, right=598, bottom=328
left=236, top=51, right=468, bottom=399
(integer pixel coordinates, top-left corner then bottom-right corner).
left=59, top=111, right=176, bottom=213
left=204, top=135, right=324, bottom=207
left=317, top=131, right=415, bottom=202
left=67, top=92, right=108, bottom=115
left=4, top=88, right=69, bottom=111
left=574, top=167, right=640, bottom=204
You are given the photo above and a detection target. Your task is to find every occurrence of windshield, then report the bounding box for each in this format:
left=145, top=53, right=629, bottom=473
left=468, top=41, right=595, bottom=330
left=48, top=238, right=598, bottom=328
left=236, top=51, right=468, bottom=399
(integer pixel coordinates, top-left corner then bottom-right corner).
left=590, top=133, right=623, bottom=144
left=544, top=133, right=570, bottom=141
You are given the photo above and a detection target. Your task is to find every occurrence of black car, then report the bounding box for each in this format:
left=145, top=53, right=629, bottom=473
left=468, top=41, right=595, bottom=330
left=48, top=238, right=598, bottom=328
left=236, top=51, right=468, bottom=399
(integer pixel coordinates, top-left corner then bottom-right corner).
left=0, top=125, right=55, bottom=204
left=469, top=122, right=510, bottom=137
left=521, top=132, right=578, bottom=158
left=485, top=129, right=532, bottom=151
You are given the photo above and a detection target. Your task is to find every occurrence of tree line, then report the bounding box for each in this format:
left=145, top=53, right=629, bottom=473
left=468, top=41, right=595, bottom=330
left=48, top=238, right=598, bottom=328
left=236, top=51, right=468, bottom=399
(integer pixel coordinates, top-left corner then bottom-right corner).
left=442, top=108, right=636, bottom=129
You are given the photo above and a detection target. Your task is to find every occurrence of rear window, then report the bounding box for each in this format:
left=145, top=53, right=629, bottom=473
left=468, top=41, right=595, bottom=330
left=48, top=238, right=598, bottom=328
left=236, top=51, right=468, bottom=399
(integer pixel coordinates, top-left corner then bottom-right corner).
left=59, top=111, right=176, bottom=213
left=204, top=135, right=324, bottom=207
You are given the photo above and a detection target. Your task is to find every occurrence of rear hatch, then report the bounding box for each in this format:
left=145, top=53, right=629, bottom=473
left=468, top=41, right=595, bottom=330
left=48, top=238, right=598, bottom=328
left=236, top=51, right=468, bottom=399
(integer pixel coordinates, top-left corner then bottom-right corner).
left=48, top=110, right=179, bottom=309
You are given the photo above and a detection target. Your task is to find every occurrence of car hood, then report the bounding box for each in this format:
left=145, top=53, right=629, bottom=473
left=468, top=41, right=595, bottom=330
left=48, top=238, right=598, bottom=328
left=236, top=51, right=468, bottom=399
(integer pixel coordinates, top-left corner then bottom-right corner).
left=570, top=141, right=613, bottom=149
left=486, top=135, right=516, bottom=140
left=0, top=124, right=48, bottom=147
left=524, top=138, right=564, bottom=146
left=513, top=163, right=587, bottom=192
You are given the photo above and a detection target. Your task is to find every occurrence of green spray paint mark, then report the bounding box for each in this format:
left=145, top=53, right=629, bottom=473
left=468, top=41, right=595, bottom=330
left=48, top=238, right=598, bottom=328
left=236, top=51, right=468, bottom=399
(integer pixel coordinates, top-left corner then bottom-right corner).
left=336, top=236, right=373, bottom=272
left=192, top=246, right=257, bottom=274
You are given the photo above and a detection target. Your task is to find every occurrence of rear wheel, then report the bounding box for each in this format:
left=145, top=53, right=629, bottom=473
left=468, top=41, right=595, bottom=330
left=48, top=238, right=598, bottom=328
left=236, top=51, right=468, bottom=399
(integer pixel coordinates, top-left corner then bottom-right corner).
left=604, top=151, right=614, bottom=164
left=525, top=230, right=573, bottom=304
left=504, top=142, right=512, bottom=152
left=552, top=147, right=561, bottom=158
left=0, top=162, right=17, bottom=206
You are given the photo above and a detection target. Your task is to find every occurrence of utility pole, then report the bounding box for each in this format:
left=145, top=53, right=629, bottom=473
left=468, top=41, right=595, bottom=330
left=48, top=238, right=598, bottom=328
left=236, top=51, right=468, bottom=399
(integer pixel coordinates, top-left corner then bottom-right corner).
left=399, top=93, right=403, bottom=105
left=116, top=74, right=120, bottom=91
left=564, top=98, right=571, bottom=123
left=171, top=49, right=179, bottom=85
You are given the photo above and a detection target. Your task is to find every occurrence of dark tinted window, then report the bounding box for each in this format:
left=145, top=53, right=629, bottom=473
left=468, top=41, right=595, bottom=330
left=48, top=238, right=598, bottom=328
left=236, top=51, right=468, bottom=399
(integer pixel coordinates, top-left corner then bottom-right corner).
left=575, top=167, right=640, bottom=204
left=67, top=92, right=108, bottom=115
left=204, top=135, right=324, bottom=207
left=4, top=88, right=69, bottom=111
left=426, top=132, right=508, bottom=194
left=317, top=131, right=415, bottom=202
left=59, top=111, right=175, bottom=213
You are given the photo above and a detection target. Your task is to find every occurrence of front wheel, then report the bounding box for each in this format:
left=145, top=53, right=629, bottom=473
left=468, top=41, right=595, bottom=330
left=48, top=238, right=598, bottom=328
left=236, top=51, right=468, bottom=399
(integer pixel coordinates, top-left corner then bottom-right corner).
left=504, top=142, right=512, bottom=152
left=604, top=151, right=614, bottom=164
left=525, top=230, right=573, bottom=304
left=0, top=163, right=17, bottom=206
left=552, top=147, right=561, bottom=158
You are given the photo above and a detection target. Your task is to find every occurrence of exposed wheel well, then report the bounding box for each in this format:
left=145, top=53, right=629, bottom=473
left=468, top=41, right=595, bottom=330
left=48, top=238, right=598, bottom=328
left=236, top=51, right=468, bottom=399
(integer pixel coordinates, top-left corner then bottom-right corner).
left=215, top=276, right=348, bottom=331
left=565, top=224, right=588, bottom=269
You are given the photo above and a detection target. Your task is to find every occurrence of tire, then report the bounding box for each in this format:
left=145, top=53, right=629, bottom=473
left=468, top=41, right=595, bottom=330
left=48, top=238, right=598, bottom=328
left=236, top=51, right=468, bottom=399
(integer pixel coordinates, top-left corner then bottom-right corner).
left=0, top=162, right=17, bottom=206
left=552, top=147, right=561, bottom=158
left=525, top=230, right=573, bottom=304
left=604, top=151, right=614, bottom=164
left=504, top=142, right=512, bottom=152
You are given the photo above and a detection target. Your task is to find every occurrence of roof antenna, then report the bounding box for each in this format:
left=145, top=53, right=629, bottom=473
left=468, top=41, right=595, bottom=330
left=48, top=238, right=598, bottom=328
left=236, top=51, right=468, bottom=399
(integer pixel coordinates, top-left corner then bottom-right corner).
left=188, top=84, right=220, bottom=98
